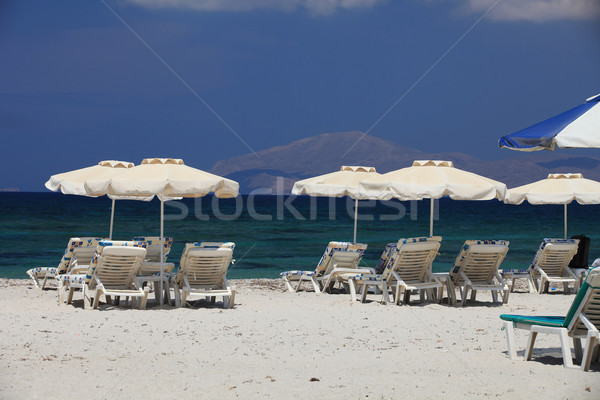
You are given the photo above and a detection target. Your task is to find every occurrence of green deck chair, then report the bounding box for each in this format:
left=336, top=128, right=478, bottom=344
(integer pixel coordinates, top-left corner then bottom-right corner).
left=500, top=267, right=600, bottom=371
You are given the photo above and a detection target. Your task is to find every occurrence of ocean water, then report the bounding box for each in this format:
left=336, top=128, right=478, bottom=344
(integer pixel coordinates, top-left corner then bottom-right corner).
left=1, top=192, right=598, bottom=279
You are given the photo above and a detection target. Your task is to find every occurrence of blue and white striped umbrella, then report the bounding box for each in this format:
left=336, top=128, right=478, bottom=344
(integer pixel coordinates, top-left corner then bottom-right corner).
left=499, top=94, right=600, bottom=151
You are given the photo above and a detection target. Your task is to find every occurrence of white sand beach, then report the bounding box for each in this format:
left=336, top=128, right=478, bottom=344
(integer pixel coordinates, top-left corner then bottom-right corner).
left=0, top=278, right=598, bottom=399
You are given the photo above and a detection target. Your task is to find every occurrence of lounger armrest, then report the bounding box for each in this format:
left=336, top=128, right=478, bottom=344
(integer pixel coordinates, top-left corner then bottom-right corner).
left=494, top=272, right=507, bottom=286
left=579, top=313, right=599, bottom=334
left=459, top=271, right=472, bottom=285
left=566, top=268, right=578, bottom=280
left=534, top=265, right=549, bottom=279
left=391, top=270, right=407, bottom=286
left=181, top=275, right=191, bottom=292
left=70, top=266, right=89, bottom=275
left=92, top=276, right=105, bottom=292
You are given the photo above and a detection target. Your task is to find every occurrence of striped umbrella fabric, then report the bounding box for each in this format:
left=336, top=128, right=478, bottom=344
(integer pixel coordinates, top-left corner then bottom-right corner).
left=499, top=94, right=600, bottom=151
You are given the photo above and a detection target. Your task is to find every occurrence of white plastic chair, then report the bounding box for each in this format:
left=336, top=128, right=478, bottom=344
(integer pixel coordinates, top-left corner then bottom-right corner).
left=501, top=267, right=600, bottom=371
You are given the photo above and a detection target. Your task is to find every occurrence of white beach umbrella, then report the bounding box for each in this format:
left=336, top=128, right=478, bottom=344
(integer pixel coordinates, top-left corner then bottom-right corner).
left=358, top=160, right=507, bottom=236
left=292, top=166, right=381, bottom=243
left=85, top=158, right=240, bottom=304
left=505, top=173, right=600, bottom=239
left=45, top=160, right=152, bottom=239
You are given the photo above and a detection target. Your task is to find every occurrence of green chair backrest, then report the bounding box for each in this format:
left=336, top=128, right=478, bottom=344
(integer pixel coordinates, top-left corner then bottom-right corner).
left=564, top=267, right=600, bottom=334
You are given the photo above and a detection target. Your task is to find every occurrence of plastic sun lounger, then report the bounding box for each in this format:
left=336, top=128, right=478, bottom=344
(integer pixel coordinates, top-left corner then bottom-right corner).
left=347, top=237, right=442, bottom=305
left=26, top=237, right=103, bottom=289
left=446, top=240, right=510, bottom=306
left=132, top=236, right=175, bottom=274
left=131, top=236, right=175, bottom=304
left=57, top=240, right=148, bottom=309
left=528, top=238, right=580, bottom=294
left=280, top=242, right=369, bottom=294
left=168, top=242, right=236, bottom=309
left=500, top=267, right=600, bottom=371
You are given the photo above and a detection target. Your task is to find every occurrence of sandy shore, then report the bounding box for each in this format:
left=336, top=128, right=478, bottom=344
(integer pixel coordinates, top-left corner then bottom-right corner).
left=0, top=278, right=598, bottom=399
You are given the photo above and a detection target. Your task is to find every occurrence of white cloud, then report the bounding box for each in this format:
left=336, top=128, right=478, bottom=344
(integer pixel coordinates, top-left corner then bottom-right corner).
left=450, top=0, right=600, bottom=22
left=123, top=0, right=385, bottom=16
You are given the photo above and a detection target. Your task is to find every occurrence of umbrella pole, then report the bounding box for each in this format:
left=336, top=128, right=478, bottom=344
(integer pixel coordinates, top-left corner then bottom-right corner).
left=430, top=198, right=434, bottom=237
left=160, top=196, right=165, bottom=305
left=564, top=203, right=568, bottom=240
left=353, top=198, right=358, bottom=243
left=109, top=198, right=115, bottom=240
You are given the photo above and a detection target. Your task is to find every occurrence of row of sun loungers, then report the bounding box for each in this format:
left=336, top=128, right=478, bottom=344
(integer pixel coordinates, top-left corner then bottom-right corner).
left=282, top=237, right=510, bottom=306
left=26, top=235, right=599, bottom=371
left=27, top=237, right=236, bottom=310
left=281, top=237, right=586, bottom=305
left=29, top=236, right=584, bottom=309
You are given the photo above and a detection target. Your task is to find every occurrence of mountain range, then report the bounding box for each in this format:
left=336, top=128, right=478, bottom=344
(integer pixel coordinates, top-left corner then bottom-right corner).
left=210, top=131, right=600, bottom=193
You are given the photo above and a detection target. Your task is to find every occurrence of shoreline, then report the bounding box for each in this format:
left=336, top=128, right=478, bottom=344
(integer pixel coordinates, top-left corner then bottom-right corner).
left=1, top=278, right=598, bottom=399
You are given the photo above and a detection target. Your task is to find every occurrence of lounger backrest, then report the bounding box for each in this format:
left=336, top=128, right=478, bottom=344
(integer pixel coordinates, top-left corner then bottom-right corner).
left=180, top=242, right=235, bottom=261
left=132, top=236, right=174, bottom=262
left=92, top=246, right=147, bottom=290
left=528, top=239, right=579, bottom=276
left=382, top=237, right=441, bottom=281
left=178, top=247, right=233, bottom=289
left=449, top=240, right=509, bottom=283
left=84, top=240, right=147, bottom=284
left=375, top=243, right=397, bottom=274
left=314, top=241, right=368, bottom=277
left=72, top=238, right=104, bottom=269
left=565, top=267, right=600, bottom=335
left=56, top=237, right=104, bottom=274
left=330, top=252, right=362, bottom=270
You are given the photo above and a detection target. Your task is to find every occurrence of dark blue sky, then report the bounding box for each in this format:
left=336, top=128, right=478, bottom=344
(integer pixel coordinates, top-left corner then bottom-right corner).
left=1, top=0, right=599, bottom=191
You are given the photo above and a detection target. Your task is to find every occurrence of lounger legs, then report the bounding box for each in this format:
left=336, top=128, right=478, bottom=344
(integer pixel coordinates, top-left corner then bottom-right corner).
left=283, top=276, right=295, bottom=293
left=27, top=271, right=40, bottom=288
left=502, top=288, right=510, bottom=303
left=283, top=275, right=321, bottom=293
left=582, top=333, right=600, bottom=371
left=348, top=280, right=389, bottom=304
left=348, top=280, right=358, bottom=302
left=503, top=321, right=518, bottom=360
left=505, top=322, right=599, bottom=370
left=525, top=326, right=574, bottom=368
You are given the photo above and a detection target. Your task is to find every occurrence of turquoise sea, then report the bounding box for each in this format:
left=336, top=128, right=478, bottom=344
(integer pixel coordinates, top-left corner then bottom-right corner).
left=1, top=193, right=598, bottom=279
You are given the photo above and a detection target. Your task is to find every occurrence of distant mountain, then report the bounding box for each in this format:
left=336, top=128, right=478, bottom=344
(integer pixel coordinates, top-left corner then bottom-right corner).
left=210, top=131, right=600, bottom=193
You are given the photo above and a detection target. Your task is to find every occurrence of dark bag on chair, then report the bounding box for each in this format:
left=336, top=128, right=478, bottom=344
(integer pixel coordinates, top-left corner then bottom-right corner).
left=569, top=234, right=590, bottom=269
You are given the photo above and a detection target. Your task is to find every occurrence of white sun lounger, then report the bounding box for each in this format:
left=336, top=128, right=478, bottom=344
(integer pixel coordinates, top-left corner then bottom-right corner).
left=528, top=238, right=580, bottom=294
left=132, top=236, right=175, bottom=275
left=347, top=237, right=442, bottom=305
left=26, top=237, right=103, bottom=289
left=501, top=266, right=600, bottom=371
left=446, top=240, right=510, bottom=306
left=57, top=240, right=148, bottom=309
left=280, top=242, right=369, bottom=294
left=168, top=242, right=236, bottom=308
